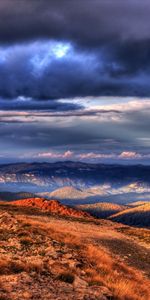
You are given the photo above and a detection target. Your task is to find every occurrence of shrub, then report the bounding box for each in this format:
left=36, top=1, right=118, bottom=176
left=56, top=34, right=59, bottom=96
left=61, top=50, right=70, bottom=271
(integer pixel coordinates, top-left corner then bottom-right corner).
left=20, top=237, right=33, bottom=247
left=57, top=272, right=75, bottom=284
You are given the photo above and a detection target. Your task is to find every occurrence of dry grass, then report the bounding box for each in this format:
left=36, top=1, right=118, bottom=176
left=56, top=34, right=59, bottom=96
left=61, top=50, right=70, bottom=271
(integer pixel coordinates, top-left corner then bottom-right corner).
left=0, top=206, right=149, bottom=300
left=20, top=217, right=82, bottom=248
left=18, top=216, right=150, bottom=300
left=0, top=258, right=25, bottom=275
left=83, top=245, right=150, bottom=300
left=117, top=226, right=150, bottom=245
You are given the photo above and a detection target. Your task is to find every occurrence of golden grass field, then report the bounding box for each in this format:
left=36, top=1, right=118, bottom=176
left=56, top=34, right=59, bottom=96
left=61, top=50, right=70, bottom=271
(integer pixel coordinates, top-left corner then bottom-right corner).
left=0, top=201, right=150, bottom=300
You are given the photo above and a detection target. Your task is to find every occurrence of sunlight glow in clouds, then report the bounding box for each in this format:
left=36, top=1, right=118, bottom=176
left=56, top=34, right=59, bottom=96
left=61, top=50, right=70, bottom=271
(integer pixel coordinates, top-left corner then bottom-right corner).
left=52, top=43, right=71, bottom=58
left=38, top=150, right=73, bottom=159
left=0, top=40, right=72, bottom=78
left=36, top=151, right=149, bottom=162
left=30, top=41, right=71, bottom=73
left=119, top=152, right=141, bottom=159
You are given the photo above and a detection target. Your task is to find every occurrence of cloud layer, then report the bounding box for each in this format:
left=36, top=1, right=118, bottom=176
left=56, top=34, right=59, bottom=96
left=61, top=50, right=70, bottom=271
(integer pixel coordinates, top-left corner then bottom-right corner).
left=0, top=1, right=150, bottom=163
left=0, top=97, right=149, bottom=163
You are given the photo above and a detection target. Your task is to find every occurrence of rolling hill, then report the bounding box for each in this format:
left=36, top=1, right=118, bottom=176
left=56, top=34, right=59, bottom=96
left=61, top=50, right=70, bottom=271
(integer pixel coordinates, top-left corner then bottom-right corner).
left=110, top=203, right=150, bottom=227
left=37, top=185, right=109, bottom=205
left=128, top=201, right=148, bottom=207
left=41, top=186, right=90, bottom=200
left=77, top=202, right=127, bottom=218
left=10, top=197, right=92, bottom=220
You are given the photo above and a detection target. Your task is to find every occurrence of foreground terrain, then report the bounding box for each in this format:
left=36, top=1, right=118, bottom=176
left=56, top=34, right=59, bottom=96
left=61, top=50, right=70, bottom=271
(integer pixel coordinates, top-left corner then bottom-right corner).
left=0, top=200, right=150, bottom=300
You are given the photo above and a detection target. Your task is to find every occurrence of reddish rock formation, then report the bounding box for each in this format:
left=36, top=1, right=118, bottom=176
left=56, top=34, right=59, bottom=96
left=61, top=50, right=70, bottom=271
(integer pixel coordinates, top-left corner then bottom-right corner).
left=11, top=198, right=92, bottom=219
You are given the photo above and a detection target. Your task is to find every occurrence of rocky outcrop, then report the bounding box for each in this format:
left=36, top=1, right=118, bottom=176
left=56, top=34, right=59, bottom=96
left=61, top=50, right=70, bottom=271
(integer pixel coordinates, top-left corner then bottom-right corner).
left=11, top=198, right=92, bottom=219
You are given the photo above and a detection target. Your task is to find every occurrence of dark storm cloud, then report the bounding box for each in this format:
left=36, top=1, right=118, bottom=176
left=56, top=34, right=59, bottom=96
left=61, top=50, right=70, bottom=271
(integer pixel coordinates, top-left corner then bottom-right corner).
left=1, top=40, right=150, bottom=101
left=0, top=98, right=82, bottom=111
left=0, top=0, right=149, bottom=100
left=0, top=47, right=101, bottom=100
left=0, top=0, right=150, bottom=46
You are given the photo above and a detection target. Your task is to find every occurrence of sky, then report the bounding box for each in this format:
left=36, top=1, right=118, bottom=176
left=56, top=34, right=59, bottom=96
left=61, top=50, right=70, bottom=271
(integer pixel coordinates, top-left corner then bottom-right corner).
left=0, top=0, right=150, bottom=164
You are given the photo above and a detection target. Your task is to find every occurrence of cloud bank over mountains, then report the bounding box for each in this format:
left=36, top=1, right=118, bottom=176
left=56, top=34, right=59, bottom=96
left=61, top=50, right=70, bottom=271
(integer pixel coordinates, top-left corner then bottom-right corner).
left=0, top=97, right=150, bottom=163
left=0, top=0, right=150, bottom=163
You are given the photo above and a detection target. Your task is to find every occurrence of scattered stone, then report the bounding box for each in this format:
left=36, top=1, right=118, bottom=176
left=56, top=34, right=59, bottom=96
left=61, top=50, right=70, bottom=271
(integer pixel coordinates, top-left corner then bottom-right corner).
left=73, top=275, right=88, bottom=290
left=68, top=259, right=78, bottom=268
left=63, top=253, right=72, bottom=259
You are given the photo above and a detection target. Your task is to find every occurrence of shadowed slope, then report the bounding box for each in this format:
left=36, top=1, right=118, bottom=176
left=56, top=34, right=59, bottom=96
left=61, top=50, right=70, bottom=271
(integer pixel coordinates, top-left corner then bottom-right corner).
left=110, top=203, right=150, bottom=227
left=77, top=202, right=127, bottom=218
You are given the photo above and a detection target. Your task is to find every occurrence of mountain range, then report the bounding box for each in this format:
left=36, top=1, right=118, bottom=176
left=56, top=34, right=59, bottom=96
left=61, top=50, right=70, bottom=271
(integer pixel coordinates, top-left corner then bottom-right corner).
left=0, top=162, right=150, bottom=192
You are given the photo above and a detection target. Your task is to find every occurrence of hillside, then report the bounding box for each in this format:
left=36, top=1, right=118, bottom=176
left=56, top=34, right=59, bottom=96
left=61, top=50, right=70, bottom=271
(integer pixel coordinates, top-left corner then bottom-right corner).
left=10, top=198, right=92, bottom=220
left=0, top=201, right=150, bottom=300
left=43, top=186, right=90, bottom=200
left=129, top=201, right=149, bottom=207
left=37, top=186, right=107, bottom=205
left=77, top=202, right=127, bottom=218
left=110, top=203, right=150, bottom=227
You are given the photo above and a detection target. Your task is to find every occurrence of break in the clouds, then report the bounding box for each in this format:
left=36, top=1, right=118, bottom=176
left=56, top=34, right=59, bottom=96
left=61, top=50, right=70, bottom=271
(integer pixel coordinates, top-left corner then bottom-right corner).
left=0, top=1, right=150, bottom=163
left=1, top=39, right=150, bottom=100
left=1, top=1, right=150, bottom=99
